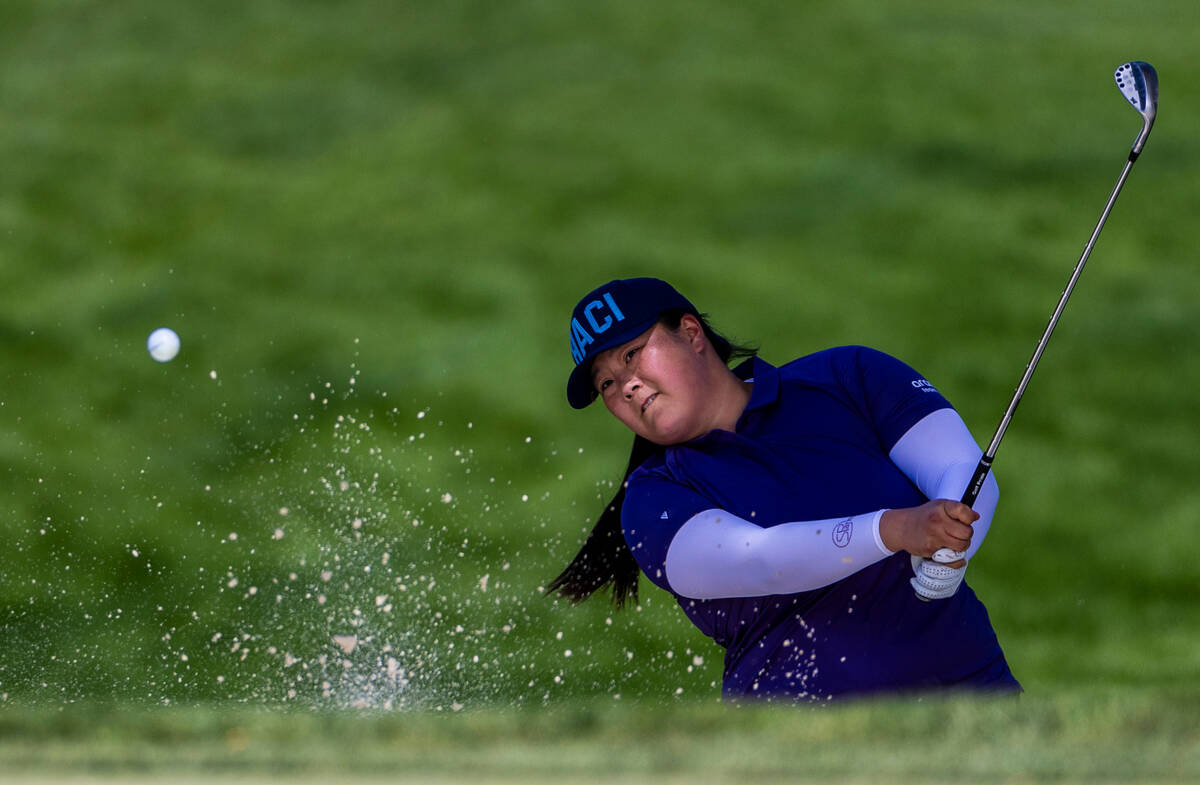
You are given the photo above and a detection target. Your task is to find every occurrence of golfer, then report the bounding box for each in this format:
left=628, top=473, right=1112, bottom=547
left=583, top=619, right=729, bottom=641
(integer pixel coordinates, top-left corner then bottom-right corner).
left=550, top=277, right=1020, bottom=701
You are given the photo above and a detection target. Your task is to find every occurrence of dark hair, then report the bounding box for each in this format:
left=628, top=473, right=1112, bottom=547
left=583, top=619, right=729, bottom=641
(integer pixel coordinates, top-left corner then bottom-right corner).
left=547, top=311, right=756, bottom=608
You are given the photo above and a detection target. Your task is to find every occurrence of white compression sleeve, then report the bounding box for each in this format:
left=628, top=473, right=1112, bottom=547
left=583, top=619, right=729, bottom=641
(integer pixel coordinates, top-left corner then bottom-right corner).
left=663, top=508, right=893, bottom=600
left=887, top=407, right=998, bottom=561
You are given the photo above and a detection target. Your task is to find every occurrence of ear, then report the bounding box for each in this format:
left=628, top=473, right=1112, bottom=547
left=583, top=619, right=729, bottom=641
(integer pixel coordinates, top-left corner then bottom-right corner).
left=678, top=313, right=707, bottom=353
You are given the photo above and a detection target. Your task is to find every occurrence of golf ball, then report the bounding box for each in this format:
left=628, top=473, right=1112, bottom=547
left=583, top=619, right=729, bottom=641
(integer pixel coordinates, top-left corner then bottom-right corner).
left=147, top=327, right=181, bottom=362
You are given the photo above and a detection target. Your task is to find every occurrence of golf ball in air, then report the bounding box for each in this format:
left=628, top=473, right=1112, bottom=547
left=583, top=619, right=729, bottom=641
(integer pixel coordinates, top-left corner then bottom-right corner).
left=147, top=327, right=181, bottom=362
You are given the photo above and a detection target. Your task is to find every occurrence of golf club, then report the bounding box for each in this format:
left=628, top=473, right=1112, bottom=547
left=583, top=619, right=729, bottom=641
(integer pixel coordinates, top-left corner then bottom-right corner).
left=917, top=61, right=1158, bottom=599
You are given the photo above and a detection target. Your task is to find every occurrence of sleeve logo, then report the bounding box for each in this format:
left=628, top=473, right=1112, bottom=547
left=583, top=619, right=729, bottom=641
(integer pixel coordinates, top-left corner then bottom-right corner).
left=911, top=379, right=938, bottom=393
left=833, top=519, right=853, bottom=548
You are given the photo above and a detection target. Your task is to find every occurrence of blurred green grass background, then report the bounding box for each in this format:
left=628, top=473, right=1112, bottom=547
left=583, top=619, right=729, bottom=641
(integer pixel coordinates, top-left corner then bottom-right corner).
left=1, top=0, right=1198, bottom=777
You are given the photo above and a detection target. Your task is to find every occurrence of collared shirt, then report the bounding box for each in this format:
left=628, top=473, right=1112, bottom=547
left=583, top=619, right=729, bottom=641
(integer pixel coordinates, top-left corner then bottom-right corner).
left=622, top=346, right=1019, bottom=701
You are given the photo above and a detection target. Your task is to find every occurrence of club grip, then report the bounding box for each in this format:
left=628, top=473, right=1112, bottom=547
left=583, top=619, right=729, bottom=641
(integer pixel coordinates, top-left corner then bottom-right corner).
left=959, top=455, right=994, bottom=508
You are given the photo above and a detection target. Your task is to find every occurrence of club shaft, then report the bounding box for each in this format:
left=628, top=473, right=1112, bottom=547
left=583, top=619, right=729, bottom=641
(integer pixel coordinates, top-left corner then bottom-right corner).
left=960, top=153, right=1138, bottom=506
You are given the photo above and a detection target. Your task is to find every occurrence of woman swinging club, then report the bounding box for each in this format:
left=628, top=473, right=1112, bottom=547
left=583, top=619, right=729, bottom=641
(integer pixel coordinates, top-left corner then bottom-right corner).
left=549, top=277, right=1020, bottom=701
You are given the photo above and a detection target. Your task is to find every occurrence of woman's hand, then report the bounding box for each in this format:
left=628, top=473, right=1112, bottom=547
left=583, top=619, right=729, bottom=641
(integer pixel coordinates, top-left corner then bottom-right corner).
left=879, top=500, right=978, bottom=567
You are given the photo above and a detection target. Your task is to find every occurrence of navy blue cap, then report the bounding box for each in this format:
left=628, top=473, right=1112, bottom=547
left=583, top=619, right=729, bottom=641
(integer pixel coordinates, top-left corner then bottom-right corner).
left=566, top=278, right=698, bottom=409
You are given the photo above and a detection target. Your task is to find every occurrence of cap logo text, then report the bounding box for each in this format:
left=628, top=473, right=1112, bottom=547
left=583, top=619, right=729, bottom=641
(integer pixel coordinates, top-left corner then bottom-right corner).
left=570, top=292, right=625, bottom=364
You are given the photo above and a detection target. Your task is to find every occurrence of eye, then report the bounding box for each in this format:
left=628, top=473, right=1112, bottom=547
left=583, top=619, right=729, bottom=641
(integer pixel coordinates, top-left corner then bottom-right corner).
left=598, top=378, right=614, bottom=394
left=624, top=346, right=639, bottom=363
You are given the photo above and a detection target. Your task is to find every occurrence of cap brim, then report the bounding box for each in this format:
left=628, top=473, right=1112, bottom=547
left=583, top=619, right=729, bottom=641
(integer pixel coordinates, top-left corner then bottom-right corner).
left=566, top=314, right=660, bottom=409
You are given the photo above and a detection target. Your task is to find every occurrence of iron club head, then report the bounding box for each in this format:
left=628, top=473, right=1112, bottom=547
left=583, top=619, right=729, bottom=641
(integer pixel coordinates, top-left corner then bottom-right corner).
left=1114, top=61, right=1158, bottom=155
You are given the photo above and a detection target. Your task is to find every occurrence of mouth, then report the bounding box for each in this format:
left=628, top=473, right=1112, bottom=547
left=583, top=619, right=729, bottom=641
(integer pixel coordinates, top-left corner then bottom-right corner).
left=641, top=393, right=658, bottom=414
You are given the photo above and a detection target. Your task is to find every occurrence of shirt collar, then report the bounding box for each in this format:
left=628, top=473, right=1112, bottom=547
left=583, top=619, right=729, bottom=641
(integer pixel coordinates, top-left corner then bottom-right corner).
left=679, top=356, right=779, bottom=449
left=734, top=355, right=780, bottom=413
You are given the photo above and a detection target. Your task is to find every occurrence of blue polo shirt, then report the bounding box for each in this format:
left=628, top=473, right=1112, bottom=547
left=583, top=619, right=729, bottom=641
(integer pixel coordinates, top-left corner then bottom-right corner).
left=622, top=346, right=1019, bottom=701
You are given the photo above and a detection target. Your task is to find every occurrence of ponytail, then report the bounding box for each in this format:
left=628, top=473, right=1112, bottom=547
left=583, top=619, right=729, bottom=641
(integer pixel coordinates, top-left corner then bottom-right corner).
left=546, top=435, right=659, bottom=608
left=548, top=312, right=756, bottom=608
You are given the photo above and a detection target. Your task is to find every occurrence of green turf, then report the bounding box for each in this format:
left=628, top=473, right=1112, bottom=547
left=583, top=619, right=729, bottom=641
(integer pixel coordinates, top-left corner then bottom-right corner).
left=2, top=690, right=1199, bottom=784
left=1, top=0, right=1198, bottom=777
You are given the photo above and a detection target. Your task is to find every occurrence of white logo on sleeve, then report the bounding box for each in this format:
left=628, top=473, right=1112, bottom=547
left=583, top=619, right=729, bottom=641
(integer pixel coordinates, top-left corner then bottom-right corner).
left=660, top=511, right=669, bottom=520
left=911, top=378, right=938, bottom=393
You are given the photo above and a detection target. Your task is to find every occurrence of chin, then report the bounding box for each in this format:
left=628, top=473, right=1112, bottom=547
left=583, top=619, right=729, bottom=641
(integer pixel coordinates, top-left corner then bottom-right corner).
left=640, top=420, right=692, bottom=447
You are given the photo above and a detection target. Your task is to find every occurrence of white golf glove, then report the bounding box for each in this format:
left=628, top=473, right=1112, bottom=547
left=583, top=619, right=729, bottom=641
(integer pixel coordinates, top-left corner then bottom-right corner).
left=910, top=548, right=966, bottom=601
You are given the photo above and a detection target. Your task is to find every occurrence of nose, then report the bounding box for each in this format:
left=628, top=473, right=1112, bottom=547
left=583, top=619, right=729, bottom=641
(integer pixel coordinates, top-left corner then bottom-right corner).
left=622, top=376, right=641, bottom=400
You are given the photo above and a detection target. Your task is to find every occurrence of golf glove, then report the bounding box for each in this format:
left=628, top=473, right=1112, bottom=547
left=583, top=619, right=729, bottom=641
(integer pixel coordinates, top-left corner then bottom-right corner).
left=910, top=549, right=966, bottom=601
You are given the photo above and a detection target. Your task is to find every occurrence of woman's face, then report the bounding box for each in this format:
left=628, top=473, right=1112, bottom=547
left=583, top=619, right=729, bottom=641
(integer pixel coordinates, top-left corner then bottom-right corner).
left=590, top=315, right=716, bottom=445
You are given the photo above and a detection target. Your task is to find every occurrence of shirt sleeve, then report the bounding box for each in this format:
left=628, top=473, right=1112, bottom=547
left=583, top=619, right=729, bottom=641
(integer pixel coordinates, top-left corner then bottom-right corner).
left=621, top=468, right=718, bottom=592
left=624, top=467, right=895, bottom=599
left=834, top=346, right=954, bottom=451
